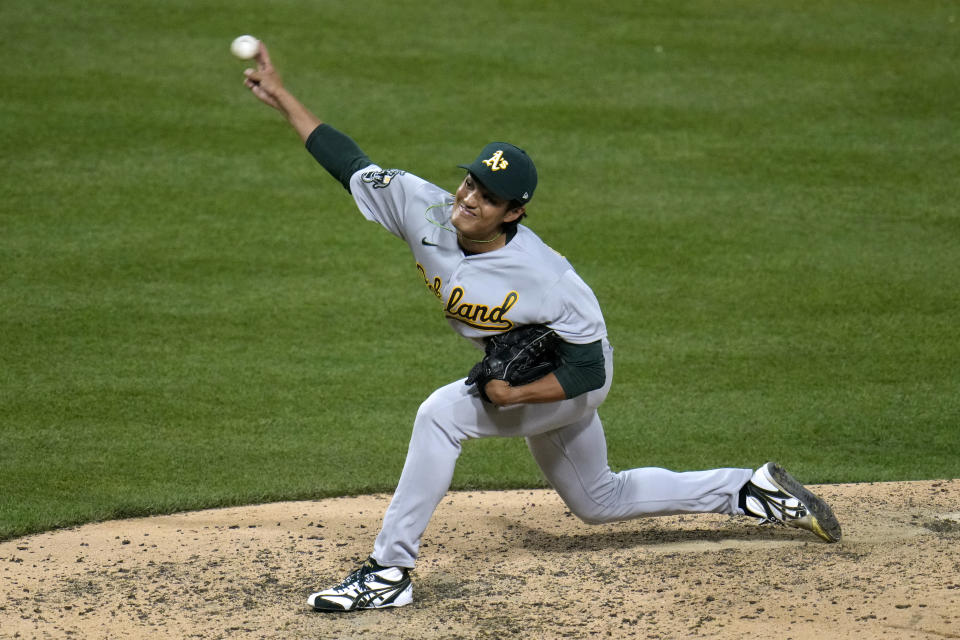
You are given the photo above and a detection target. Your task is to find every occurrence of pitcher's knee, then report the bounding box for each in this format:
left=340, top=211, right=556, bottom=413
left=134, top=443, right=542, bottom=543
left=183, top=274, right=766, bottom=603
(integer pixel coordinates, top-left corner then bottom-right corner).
left=563, top=486, right=621, bottom=524
left=558, top=474, right=623, bottom=524
left=567, top=502, right=616, bottom=525
left=413, top=394, right=465, bottom=449
left=572, top=510, right=605, bottom=525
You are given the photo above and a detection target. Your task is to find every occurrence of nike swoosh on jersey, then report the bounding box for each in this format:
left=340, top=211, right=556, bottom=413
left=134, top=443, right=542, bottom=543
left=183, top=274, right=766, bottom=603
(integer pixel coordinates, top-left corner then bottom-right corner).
left=421, top=237, right=440, bottom=247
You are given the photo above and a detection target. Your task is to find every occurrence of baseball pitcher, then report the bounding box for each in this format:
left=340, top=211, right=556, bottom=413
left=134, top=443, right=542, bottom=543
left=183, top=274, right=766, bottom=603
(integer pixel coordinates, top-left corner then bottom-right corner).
left=241, top=42, right=842, bottom=613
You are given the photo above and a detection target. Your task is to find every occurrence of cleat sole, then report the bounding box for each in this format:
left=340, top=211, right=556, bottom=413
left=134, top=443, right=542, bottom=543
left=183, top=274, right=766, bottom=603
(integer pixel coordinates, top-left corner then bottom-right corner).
left=768, top=463, right=842, bottom=543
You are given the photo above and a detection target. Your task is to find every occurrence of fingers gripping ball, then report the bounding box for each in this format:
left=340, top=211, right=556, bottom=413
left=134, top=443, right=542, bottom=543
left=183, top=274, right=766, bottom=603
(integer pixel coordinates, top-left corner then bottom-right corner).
left=230, top=35, right=260, bottom=60
left=465, top=325, right=562, bottom=402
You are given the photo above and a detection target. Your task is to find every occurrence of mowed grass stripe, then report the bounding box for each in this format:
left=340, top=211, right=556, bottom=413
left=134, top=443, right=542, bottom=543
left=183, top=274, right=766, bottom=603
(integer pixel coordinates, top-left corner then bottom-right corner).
left=1, top=0, right=957, bottom=539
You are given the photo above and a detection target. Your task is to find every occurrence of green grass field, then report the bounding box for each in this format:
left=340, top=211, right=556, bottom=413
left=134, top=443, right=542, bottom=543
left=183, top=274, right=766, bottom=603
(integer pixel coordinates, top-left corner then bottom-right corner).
left=2, top=0, right=958, bottom=541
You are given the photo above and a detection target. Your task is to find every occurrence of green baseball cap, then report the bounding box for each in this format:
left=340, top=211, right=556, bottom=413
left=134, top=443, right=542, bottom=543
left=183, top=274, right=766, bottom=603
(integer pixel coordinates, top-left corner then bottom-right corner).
left=458, top=142, right=538, bottom=204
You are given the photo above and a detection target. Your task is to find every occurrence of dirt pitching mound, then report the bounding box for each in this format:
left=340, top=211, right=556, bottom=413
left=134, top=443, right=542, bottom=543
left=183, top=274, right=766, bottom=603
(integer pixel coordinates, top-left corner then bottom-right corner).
left=2, top=480, right=958, bottom=639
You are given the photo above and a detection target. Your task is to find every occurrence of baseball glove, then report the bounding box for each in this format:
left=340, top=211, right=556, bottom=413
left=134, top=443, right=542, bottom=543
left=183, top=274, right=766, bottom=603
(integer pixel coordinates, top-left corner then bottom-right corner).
left=465, top=324, right=562, bottom=402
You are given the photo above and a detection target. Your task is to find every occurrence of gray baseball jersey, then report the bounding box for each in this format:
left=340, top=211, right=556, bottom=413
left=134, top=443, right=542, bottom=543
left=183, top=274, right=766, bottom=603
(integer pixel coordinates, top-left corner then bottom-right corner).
left=350, top=165, right=606, bottom=347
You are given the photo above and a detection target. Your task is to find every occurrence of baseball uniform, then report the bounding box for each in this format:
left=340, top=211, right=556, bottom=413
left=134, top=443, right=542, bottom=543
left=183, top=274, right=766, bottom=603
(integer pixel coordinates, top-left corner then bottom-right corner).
left=341, top=160, right=752, bottom=569
left=239, top=54, right=842, bottom=614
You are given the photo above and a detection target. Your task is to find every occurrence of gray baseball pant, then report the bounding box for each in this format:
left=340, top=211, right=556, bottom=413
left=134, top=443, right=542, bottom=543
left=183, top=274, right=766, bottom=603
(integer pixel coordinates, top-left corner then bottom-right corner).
left=373, top=342, right=753, bottom=568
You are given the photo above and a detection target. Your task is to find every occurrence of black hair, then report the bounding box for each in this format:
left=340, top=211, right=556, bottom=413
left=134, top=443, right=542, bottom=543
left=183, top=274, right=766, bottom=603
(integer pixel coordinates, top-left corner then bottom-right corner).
left=503, top=200, right=527, bottom=233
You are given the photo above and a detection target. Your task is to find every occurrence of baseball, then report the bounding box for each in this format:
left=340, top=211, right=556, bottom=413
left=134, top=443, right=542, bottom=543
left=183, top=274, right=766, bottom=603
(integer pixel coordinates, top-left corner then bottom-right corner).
left=230, top=35, right=259, bottom=60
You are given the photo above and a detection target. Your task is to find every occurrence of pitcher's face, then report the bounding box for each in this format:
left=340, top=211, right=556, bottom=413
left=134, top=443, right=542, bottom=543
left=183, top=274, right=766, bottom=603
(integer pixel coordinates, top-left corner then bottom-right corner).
left=452, top=173, right=524, bottom=243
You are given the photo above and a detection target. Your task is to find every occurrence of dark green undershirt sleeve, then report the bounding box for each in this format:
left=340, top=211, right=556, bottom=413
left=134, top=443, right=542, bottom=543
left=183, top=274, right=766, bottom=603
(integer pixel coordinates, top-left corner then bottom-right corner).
left=304, top=123, right=372, bottom=192
left=552, top=339, right=606, bottom=399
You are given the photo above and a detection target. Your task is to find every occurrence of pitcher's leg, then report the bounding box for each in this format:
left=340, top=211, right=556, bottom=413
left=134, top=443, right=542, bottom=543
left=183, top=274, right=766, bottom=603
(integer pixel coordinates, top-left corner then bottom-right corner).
left=372, top=385, right=470, bottom=568
left=527, top=413, right=752, bottom=523
left=373, top=378, right=610, bottom=568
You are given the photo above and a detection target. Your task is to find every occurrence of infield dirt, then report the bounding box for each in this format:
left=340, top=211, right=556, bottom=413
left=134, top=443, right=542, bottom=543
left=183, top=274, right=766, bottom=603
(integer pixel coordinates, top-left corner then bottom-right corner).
left=2, top=480, right=958, bottom=639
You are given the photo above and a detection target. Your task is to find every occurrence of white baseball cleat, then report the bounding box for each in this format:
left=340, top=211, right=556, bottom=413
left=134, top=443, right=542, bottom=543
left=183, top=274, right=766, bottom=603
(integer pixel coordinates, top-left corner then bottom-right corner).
left=742, top=462, right=842, bottom=543
left=308, top=557, right=413, bottom=612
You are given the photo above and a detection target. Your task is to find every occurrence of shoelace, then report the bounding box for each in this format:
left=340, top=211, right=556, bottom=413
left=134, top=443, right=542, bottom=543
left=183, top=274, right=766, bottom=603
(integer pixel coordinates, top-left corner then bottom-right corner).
left=748, top=485, right=808, bottom=522
left=333, top=565, right=372, bottom=592
left=771, top=497, right=808, bottom=521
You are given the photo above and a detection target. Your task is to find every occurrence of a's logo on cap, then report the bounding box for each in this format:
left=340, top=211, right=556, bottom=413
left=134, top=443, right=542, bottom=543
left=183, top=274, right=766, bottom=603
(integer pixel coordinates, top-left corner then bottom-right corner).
left=482, top=150, right=509, bottom=172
